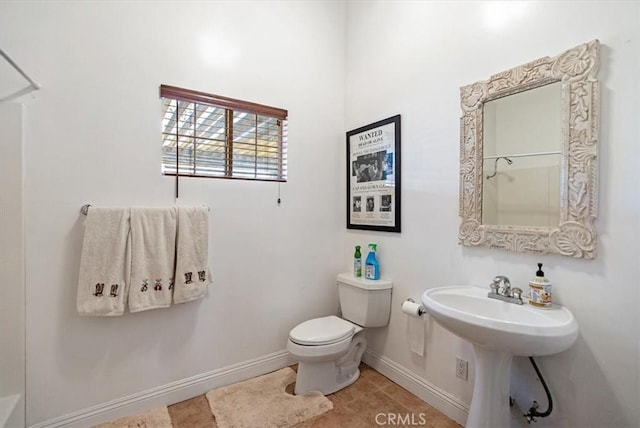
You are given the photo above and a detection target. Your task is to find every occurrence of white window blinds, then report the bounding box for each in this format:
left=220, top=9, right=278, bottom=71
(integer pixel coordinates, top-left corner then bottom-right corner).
left=160, top=85, right=288, bottom=182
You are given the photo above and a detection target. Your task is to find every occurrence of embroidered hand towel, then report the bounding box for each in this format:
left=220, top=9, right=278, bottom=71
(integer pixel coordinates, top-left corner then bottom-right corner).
left=174, top=206, right=211, bottom=304
left=77, top=208, right=130, bottom=316
left=128, top=207, right=177, bottom=312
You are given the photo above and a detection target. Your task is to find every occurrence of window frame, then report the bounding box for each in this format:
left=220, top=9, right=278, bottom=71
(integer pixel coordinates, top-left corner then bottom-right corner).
left=160, top=84, right=288, bottom=182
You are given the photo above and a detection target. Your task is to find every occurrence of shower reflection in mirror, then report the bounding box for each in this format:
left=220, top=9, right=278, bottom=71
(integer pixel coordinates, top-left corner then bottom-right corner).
left=481, top=82, right=563, bottom=229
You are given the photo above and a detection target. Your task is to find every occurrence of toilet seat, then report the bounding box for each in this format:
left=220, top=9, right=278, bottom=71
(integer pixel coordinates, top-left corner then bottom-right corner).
left=289, top=315, right=355, bottom=346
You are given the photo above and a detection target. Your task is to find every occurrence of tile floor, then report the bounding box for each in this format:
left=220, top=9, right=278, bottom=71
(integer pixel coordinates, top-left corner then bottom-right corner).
left=168, top=363, right=461, bottom=428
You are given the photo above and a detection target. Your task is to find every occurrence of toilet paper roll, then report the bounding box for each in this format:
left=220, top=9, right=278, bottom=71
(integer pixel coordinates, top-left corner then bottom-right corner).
left=402, top=301, right=425, bottom=357
left=401, top=300, right=423, bottom=317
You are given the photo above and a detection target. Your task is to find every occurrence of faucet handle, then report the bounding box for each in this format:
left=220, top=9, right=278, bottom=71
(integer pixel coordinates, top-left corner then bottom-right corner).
left=512, top=287, right=523, bottom=300
left=489, top=281, right=500, bottom=293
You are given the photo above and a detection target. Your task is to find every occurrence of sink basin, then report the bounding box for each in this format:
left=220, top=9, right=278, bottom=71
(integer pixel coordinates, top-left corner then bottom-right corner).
left=421, top=285, right=578, bottom=356
left=421, top=286, right=579, bottom=428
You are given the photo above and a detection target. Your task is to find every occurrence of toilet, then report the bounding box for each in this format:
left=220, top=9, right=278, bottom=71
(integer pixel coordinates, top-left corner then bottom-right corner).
left=287, top=273, right=392, bottom=395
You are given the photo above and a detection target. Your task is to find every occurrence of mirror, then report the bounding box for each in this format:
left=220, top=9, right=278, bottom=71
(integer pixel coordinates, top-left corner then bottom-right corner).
left=459, top=40, right=600, bottom=259
left=482, top=81, right=562, bottom=228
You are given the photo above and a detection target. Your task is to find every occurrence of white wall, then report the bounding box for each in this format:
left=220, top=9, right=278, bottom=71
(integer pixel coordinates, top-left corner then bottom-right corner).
left=345, top=1, right=639, bottom=427
left=0, top=102, right=25, bottom=428
left=0, top=1, right=346, bottom=425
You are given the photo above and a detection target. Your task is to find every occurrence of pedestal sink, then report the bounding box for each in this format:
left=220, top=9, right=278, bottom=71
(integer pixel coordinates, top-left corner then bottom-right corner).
left=421, top=286, right=578, bottom=428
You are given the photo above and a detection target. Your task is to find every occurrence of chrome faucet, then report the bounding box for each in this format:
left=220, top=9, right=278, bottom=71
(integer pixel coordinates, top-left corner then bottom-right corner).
left=488, top=275, right=523, bottom=305
left=492, top=275, right=512, bottom=296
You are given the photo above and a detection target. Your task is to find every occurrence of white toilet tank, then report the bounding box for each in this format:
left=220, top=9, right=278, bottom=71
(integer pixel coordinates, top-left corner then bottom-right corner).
left=337, top=273, right=392, bottom=328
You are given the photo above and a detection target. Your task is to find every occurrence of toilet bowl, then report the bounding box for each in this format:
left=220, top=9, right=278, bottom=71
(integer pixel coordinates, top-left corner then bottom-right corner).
left=287, top=273, right=392, bottom=395
left=287, top=315, right=366, bottom=395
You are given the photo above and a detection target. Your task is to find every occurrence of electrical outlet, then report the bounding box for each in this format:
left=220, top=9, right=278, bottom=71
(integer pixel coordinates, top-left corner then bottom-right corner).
left=456, top=357, right=468, bottom=380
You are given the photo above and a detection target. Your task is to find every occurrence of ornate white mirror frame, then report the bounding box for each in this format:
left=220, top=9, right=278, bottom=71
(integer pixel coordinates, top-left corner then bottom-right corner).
left=458, top=40, right=600, bottom=259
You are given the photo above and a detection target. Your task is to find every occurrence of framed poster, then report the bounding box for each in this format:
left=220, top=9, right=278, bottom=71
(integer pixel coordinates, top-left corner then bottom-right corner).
left=346, top=115, right=401, bottom=233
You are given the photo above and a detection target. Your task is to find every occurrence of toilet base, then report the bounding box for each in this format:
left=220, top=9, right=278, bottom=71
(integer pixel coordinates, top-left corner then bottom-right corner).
left=292, top=332, right=366, bottom=395
left=294, top=362, right=360, bottom=395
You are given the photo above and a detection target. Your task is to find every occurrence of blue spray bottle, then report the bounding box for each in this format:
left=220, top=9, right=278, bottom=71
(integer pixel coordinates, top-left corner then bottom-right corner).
left=364, top=243, right=380, bottom=280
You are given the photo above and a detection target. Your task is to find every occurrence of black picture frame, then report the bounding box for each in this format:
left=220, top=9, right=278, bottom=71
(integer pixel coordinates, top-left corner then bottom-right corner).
left=346, top=115, right=401, bottom=233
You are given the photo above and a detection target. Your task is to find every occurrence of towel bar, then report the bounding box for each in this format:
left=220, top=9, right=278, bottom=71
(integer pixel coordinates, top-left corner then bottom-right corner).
left=80, top=204, right=209, bottom=215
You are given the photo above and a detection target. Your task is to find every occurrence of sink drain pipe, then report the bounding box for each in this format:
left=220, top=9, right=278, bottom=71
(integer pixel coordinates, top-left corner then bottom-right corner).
left=524, top=356, right=553, bottom=423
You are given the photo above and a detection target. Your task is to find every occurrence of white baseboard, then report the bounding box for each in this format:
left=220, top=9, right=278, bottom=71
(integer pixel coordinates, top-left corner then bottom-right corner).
left=30, top=350, right=293, bottom=428
left=363, top=349, right=469, bottom=426
left=31, top=348, right=467, bottom=427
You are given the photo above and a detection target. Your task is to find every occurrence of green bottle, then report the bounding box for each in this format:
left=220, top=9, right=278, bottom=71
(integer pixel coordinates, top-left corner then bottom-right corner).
left=354, top=245, right=362, bottom=277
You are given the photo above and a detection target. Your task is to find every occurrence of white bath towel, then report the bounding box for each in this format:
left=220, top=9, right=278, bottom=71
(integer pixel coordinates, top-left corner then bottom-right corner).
left=128, top=207, right=177, bottom=313
left=174, top=206, right=211, bottom=304
left=77, top=208, right=130, bottom=316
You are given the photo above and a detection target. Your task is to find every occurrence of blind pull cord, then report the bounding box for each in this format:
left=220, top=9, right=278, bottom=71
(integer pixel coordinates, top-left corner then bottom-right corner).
left=175, top=99, right=179, bottom=202
left=277, top=182, right=281, bottom=205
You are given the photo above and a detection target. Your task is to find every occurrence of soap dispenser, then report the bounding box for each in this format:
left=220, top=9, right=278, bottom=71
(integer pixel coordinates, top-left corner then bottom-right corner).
left=528, top=262, right=552, bottom=308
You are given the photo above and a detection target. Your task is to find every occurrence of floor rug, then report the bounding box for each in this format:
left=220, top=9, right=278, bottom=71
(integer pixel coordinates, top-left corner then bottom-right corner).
left=206, top=367, right=333, bottom=428
left=93, top=406, right=172, bottom=428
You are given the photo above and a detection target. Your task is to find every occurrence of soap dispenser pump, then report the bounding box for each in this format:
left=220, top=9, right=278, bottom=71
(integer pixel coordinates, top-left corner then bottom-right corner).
left=528, top=262, right=552, bottom=308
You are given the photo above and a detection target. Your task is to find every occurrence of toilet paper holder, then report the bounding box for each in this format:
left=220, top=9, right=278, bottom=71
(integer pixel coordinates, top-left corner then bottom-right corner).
left=402, top=298, right=426, bottom=316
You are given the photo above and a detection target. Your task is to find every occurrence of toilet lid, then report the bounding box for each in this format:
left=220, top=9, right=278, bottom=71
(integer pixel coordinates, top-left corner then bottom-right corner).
left=289, top=315, right=355, bottom=346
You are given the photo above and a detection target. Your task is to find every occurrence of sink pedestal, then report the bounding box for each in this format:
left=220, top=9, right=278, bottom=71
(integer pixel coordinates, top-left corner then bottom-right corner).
left=467, top=346, right=512, bottom=428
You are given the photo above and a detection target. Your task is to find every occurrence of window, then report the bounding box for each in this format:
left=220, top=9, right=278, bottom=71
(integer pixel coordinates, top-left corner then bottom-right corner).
left=160, top=85, right=288, bottom=181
